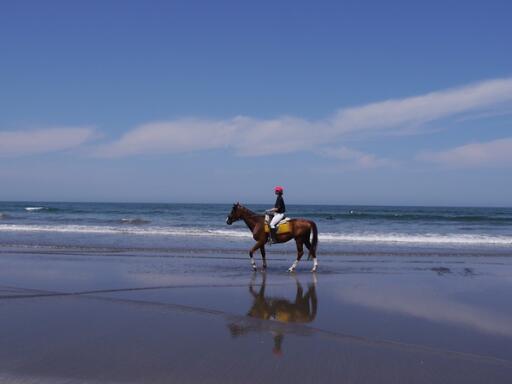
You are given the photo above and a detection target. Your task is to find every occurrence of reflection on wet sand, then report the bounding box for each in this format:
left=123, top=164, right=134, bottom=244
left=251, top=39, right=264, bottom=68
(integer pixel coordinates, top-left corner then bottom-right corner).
left=337, top=277, right=512, bottom=338
left=228, top=273, right=317, bottom=355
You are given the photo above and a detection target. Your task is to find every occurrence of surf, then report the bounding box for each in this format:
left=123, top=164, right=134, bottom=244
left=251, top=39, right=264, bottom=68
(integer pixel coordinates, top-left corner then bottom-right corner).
left=0, top=223, right=510, bottom=246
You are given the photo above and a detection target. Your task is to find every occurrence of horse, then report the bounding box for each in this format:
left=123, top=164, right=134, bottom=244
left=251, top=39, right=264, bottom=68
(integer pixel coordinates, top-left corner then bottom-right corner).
left=226, top=203, right=318, bottom=272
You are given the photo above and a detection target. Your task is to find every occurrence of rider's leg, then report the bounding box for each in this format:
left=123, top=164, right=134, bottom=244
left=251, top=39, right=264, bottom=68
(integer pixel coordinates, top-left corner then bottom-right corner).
left=270, top=228, right=277, bottom=244
left=270, top=213, right=284, bottom=228
left=270, top=213, right=284, bottom=244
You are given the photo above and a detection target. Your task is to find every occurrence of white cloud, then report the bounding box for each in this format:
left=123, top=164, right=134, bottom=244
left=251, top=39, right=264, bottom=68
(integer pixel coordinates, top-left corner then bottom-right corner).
left=418, top=137, right=512, bottom=168
left=96, top=76, right=512, bottom=158
left=330, top=77, right=512, bottom=136
left=94, top=116, right=326, bottom=157
left=0, top=127, right=96, bottom=157
left=95, top=119, right=237, bottom=156
left=320, top=146, right=396, bottom=168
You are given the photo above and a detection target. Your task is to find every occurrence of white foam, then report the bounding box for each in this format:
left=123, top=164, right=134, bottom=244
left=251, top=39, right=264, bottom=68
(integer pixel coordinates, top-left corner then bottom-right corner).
left=0, top=224, right=510, bottom=246
left=24, top=207, right=45, bottom=211
left=0, top=224, right=253, bottom=238
left=120, top=218, right=150, bottom=225
left=320, top=232, right=512, bottom=246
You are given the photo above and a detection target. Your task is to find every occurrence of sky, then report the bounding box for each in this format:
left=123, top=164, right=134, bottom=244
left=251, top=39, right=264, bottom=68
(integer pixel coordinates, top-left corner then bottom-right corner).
left=1, top=0, right=511, bottom=206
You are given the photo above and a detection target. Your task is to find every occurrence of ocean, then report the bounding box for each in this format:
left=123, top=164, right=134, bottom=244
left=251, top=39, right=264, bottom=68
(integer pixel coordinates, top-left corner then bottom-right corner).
left=2, top=203, right=512, bottom=382
left=0, top=202, right=511, bottom=256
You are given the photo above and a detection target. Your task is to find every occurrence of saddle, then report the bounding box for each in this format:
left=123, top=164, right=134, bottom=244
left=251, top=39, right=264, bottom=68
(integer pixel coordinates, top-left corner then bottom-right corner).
left=264, top=214, right=291, bottom=234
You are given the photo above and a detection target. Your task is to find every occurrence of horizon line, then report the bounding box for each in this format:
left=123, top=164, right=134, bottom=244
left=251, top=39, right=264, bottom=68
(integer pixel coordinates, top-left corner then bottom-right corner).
left=0, top=200, right=511, bottom=209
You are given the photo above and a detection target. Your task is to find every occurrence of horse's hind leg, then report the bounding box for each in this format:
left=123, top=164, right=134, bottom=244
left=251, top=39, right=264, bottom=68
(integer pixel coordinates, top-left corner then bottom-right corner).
left=311, top=255, right=318, bottom=272
left=288, top=239, right=304, bottom=272
left=311, top=258, right=318, bottom=272
left=304, top=236, right=318, bottom=272
left=304, top=237, right=312, bottom=260
left=260, top=246, right=267, bottom=270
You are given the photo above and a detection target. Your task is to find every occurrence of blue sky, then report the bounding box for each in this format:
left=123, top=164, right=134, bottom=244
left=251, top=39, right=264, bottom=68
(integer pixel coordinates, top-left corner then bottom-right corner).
left=1, top=0, right=511, bottom=205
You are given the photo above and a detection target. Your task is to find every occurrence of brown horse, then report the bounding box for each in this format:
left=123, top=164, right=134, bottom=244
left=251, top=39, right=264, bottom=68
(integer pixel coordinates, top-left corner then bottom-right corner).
left=226, top=203, right=318, bottom=272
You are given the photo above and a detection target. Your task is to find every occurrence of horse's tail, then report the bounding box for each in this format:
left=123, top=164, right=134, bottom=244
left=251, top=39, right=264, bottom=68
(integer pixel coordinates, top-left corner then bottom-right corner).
left=308, top=221, right=318, bottom=260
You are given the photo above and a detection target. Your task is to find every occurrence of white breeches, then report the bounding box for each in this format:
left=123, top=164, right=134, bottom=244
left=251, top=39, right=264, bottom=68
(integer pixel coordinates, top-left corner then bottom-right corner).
left=270, top=213, right=284, bottom=229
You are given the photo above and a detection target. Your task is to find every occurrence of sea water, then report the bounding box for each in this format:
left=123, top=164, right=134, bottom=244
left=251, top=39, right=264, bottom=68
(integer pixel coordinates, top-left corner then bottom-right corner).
left=0, top=202, right=511, bottom=256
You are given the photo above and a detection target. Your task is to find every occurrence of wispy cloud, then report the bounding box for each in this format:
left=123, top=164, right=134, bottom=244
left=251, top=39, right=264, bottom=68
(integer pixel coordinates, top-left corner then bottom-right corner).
left=0, top=127, right=96, bottom=157
left=95, top=76, right=512, bottom=159
left=94, top=119, right=237, bottom=156
left=330, top=77, right=512, bottom=136
left=418, top=137, right=512, bottom=168
left=94, top=116, right=325, bottom=157
left=319, top=146, right=396, bottom=169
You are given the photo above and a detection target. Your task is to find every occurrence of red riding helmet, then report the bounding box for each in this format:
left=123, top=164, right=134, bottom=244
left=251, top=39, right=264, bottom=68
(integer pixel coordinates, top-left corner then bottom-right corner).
left=274, top=186, right=284, bottom=193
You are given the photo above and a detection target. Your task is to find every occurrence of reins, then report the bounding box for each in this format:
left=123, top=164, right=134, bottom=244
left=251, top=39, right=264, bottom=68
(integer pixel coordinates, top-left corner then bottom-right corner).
left=238, top=206, right=264, bottom=220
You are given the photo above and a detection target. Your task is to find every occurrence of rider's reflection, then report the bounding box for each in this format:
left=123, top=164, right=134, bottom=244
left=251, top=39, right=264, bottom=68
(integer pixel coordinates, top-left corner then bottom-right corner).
left=228, top=273, right=317, bottom=355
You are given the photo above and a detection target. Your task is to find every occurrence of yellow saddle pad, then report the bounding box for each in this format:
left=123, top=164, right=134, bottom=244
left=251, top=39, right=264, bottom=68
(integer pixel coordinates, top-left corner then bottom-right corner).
left=264, top=221, right=291, bottom=234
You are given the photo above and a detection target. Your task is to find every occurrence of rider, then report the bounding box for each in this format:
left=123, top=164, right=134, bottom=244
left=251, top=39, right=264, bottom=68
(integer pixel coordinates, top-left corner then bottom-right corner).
left=269, top=186, right=286, bottom=244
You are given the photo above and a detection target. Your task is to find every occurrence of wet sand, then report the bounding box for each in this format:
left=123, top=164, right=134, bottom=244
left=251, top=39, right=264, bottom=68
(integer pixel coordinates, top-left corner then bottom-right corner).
left=1, top=248, right=512, bottom=383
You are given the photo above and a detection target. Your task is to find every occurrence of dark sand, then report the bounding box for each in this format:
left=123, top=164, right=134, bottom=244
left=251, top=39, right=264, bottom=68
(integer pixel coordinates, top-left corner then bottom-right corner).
left=1, top=248, right=512, bottom=383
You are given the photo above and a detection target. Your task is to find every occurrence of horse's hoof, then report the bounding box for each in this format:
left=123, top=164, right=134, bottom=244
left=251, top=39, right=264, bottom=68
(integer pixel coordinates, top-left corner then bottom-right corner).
left=311, top=268, right=317, bottom=273
left=287, top=268, right=295, bottom=273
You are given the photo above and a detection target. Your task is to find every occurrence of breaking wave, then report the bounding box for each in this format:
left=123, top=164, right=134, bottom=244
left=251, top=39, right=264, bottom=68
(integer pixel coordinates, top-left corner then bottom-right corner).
left=24, top=206, right=59, bottom=212
left=120, top=218, right=151, bottom=225
left=319, top=232, right=512, bottom=246
left=0, top=224, right=510, bottom=246
left=25, top=207, right=46, bottom=211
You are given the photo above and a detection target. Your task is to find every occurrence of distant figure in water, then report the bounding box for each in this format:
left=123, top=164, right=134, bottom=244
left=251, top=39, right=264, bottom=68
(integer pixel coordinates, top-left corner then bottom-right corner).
left=268, top=186, right=286, bottom=244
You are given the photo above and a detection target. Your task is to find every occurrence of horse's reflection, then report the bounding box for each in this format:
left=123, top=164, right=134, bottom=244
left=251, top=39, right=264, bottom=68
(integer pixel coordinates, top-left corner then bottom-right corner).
left=228, top=274, right=317, bottom=355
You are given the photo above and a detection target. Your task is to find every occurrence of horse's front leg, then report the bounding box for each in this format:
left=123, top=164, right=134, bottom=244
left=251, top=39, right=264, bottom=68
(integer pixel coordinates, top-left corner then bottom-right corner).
left=249, top=241, right=264, bottom=271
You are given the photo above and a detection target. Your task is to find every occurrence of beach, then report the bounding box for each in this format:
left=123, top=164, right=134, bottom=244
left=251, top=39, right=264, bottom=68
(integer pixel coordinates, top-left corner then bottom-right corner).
left=1, top=202, right=512, bottom=382
left=1, top=245, right=512, bottom=383
left=3, top=0, right=511, bottom=381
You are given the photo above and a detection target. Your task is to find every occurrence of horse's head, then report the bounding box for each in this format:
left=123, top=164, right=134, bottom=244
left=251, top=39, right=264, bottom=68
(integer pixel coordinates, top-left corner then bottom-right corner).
left=226, top=202, right=242, bottom=225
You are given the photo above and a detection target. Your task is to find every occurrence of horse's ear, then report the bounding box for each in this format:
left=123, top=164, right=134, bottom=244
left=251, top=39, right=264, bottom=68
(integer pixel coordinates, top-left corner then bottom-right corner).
left=236, top=201, right=240, bottom=206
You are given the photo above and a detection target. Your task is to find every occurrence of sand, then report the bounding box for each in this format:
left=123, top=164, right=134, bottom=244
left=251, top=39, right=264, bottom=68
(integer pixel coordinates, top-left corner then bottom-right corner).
left=1, top=247, right=511, bottom=383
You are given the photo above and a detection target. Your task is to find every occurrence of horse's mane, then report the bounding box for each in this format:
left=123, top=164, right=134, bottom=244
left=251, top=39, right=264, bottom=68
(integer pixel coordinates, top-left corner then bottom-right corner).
left=238, top=204, right=263, bottom=218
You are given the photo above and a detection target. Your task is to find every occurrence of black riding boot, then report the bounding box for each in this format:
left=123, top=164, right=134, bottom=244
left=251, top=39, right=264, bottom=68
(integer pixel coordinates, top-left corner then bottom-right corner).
left=270, top=227, right=278, bottom=244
